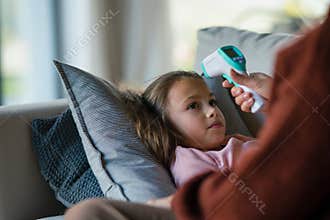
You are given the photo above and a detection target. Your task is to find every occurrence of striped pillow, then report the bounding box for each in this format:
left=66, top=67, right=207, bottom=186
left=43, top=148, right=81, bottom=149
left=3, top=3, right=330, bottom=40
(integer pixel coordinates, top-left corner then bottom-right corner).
left=54, top=61, right=176, bottom=202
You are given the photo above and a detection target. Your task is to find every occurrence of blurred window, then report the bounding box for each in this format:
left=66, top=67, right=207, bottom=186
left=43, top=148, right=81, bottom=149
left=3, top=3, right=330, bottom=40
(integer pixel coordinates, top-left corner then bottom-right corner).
left=169, top=0, right=329, bottom=69
left=0, top=0, right=59, bottom=105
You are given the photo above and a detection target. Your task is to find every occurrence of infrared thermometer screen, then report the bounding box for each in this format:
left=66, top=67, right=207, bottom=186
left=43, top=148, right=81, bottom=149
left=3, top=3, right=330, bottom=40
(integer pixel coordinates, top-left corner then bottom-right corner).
left=224, top=48, right=238, bottom=58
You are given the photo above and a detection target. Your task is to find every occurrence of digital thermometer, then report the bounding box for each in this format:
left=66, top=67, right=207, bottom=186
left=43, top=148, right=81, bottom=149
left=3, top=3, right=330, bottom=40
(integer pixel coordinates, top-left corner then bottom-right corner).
left=201, top=45, right=264, bottom=113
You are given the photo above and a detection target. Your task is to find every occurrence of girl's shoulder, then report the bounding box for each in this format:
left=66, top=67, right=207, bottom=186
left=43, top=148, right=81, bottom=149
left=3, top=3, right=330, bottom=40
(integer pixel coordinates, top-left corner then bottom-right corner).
left=175, top=145, right=205, bottom=154
left=174, top=145, right=215, bottom=161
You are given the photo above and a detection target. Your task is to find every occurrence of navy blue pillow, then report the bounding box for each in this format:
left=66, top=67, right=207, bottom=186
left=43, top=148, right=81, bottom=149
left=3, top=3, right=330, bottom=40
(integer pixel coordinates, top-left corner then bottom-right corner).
left=31, top=108, right=104, bottom=207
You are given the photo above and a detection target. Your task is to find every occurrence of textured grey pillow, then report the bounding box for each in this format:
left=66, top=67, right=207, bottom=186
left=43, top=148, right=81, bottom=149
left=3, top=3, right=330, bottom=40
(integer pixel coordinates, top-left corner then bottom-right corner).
left=31, top=109, right=103, bottom=207
left=195, top=26, right=296, bottom=136
left=53, top=61, right=176, bottom=202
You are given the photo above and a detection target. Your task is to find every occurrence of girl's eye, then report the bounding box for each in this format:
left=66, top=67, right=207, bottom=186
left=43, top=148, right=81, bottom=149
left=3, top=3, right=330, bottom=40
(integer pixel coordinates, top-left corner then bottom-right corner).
left=209, top=99, right=218, bottom=106
left=187, top=102, right=199, bottom=110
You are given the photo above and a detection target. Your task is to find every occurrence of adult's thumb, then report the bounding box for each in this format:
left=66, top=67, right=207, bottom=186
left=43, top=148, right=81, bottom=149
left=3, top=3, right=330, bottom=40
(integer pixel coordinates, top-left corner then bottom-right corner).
left=229, top=69, right=252, bottom=87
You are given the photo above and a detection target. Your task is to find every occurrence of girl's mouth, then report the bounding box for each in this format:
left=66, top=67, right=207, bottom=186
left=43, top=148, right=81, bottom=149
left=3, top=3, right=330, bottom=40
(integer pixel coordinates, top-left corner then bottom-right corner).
left=208, top=122, right=223, bottom=129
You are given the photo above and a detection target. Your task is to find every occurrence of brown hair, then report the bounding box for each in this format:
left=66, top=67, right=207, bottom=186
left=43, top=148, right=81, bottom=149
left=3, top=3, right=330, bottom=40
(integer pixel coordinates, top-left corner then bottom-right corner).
left=122, top=71, right=204, bottom=169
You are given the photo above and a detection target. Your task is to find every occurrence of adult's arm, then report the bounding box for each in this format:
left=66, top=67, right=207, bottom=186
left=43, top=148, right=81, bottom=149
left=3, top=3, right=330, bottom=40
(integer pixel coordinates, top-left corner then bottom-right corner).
left=172, top=8, right=330, bottom=220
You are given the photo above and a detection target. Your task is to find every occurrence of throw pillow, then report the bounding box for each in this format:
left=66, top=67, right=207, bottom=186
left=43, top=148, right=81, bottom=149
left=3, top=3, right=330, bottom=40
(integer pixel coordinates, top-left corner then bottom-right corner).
left=53, top=61, right=176, bottom=202
left=31, top=109, right=104, bottom=207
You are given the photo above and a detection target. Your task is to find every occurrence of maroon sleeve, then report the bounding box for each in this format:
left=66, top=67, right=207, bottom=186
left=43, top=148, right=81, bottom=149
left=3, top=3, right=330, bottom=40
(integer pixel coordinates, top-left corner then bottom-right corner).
left=172, top=8, right=330, bottom=220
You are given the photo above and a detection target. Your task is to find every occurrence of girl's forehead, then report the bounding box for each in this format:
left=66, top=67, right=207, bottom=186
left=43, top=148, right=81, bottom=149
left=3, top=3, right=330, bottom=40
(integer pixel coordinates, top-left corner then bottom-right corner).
left=168, top=78, right=210, bottom=99
left=173, top=78, right=207, bottom=90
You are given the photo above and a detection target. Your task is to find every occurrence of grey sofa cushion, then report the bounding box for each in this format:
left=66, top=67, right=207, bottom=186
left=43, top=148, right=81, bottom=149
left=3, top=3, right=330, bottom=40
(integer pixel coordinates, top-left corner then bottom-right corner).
left=32, top=108, right=104, bottom=207
left=54, top=61, right=176, bottom=202
left=196, top=26, right=296, bottom=136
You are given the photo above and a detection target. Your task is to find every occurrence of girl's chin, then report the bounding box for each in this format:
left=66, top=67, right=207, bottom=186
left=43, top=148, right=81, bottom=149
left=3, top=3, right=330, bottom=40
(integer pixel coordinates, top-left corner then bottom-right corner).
left=206, top=137, right=226, bottom=150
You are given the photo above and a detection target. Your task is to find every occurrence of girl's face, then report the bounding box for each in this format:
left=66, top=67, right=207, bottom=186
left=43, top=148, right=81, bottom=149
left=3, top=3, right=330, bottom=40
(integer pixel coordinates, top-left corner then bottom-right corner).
left=166, top=78, right=226, bottom=151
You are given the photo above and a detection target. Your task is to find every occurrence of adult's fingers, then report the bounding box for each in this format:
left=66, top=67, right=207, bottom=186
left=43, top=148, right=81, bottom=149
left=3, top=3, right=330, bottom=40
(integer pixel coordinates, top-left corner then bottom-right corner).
left=231, top=87, right=243, bottom=97
left=241, top=98, right=254, bottom=112
left=229, top=69, right=251, bottom=87
left=222, top=80, right=233, bottom=88
left=234, top=94, right=246, bottom=106
left=235, top=92, right=252, bottom=105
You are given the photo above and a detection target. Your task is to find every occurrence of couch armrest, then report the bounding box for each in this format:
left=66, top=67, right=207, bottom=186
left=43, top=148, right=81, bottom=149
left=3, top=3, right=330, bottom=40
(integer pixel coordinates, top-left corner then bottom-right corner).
left=0, top=99, right=68, bottom=220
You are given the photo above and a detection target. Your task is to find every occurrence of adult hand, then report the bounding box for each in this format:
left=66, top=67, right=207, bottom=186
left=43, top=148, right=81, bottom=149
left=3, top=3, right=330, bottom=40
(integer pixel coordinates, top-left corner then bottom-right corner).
left=146, top=194, right=174, bottom=209
left=222, top=69, right=273, bottom=112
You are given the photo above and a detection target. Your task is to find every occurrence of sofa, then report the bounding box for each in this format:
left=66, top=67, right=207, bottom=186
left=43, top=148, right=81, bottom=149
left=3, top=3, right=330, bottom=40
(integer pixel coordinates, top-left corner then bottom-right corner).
left=0, top=27, right=295, bottom=220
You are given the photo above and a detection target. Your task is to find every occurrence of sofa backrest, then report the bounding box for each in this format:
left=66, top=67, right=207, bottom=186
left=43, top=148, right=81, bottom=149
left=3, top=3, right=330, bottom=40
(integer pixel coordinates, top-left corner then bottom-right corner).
left=0, top=99, right=68, bottom=220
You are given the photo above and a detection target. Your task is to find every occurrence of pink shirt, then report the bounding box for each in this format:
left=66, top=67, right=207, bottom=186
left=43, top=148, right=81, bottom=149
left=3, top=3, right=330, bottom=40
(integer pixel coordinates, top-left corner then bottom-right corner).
left=170, top=137, right=256, bottom=187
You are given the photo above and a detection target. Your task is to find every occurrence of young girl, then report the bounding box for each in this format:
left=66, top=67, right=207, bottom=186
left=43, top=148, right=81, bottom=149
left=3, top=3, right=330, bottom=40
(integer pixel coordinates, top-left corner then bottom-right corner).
left=123, top=71, right=257, bottom=188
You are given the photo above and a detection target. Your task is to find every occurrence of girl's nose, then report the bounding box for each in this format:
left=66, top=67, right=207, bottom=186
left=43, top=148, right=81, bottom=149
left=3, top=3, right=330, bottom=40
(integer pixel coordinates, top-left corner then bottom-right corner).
left=206, top=106, right=217, bottom=118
